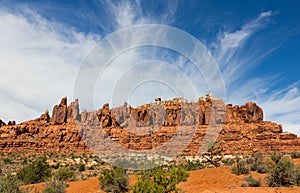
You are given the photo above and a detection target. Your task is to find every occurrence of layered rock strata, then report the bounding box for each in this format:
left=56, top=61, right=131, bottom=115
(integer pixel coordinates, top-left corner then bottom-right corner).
left=0, top=95, right=299, bottom=155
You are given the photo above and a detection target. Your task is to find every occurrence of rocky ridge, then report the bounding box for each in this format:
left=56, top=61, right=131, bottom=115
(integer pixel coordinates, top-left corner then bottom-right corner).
left=0, top=95, right=299, bottom=155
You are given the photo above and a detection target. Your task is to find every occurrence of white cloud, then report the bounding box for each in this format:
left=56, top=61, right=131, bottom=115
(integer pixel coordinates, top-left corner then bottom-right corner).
left=260, top=84, right=300, bottom=135
left=211, top=11, right=300, bottom=135
left=1, top=3, right=299, bottom=137
left=0, top=8, right=100, bottom=123
left=214, top=11, right=273, bottom=83
left=105, top=0, right=178, bottom=29
left=0, top=0, right=181, bottom=123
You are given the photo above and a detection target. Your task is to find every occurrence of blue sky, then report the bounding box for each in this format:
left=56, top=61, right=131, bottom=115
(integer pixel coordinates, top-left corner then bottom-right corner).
left=0, top=0, right=300, bottom=134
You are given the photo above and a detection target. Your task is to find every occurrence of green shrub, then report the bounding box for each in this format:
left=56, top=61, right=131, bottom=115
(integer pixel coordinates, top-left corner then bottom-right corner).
left=250, top=162, right=269, bottom=174
left=246, top=157, right=255, bottom=164
left=21, top=158, right=27, bottom=165
left=55, top=167, right=75, bottom=181
left=51, top=163, right=60, bottom=169
left=16, top=156, right=51, bottom=184
left=231, top=160, right=249, bottom=175
left=270, top=151, right=283, bottom=164
left=0, top=174, right=26, bottom=193
left=3, top=158, right=13, bottom=164
left=291, top=165, right=300, bottom=186
left=87, top=165, right=94, bottom=170
left=291, top=151, right=300, bottom=159
left=204, top=140, right=224, bottom=167
left=78, top=164, right=85, bottom=172
left=99, top=167, right=129, bottom=193
left=132, top=165, right=189, bottom=193
left=266, top=157, right=295, bottom=187
left=184, top=160, right=204, bottom=171
left=42, top=178, right=68, bottom=193
left=222, top=158, right=235, bottom=166
left=241, top=176, right=261, bottom=187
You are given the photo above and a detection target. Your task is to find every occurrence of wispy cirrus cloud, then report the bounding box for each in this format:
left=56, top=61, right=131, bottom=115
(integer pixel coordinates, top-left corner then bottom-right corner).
left=0, top=0, right=181, bottom=122
left=213, top=11, right=274, bottom=84
left=259, top=82, right=300, bottom=134
left=0, top=7, right=100, bottom=122
left=210, top=10, right=300, bottom=134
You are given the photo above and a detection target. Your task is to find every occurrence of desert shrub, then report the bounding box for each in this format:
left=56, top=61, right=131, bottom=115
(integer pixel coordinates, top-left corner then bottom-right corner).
left=0, top=174, right=26, bottom=193
left=87, top=165, right=94, bottom=170
left=184, top=160, right=205, bottom=171
left=203, top=140, right=224, bottom=167
left=17, top=156, right=51, bottom=184
left=291, top=165, right=300, bottom=186
left=132, top=165, right=189, bottom=193
left=42, top=178, right=68, bottom=193
left=270, top=151, right=283, bottom=164
left=231, top=160, right=249, bottom=175
left=21, top=158, right=28, bottom=165
left=51, top=163, right=60, bottom=169
left=99, top=167, right=129, bottom=193
left=3, top=158, right=13, bottom=164
left=250, top=162, right=269, bottom=174
left=241, top=176, right=261, bottom=187
left=291, top=151, right=300, bottom=159
left=55, top=167, right=75, bottom=181
left=78, top=164, right=85, bottom=172
left=246, top=157, right=255, bottom=164
left=222, top=158, right=235, bottom=166
left=266, top=157, right=295, bottom=187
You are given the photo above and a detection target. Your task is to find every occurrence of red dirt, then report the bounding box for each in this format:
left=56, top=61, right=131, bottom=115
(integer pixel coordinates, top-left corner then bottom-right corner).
left=24, top=164, right=300, bottom=193
left=178, top=166, right=300, bottom=193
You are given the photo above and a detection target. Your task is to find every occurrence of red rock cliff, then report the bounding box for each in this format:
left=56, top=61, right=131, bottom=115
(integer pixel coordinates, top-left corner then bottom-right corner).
left=0, top=96, right=299, bottom=155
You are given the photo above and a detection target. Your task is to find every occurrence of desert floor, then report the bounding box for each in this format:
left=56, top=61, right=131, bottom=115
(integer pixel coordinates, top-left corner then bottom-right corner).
left=24, top=159, right=300, bottom=193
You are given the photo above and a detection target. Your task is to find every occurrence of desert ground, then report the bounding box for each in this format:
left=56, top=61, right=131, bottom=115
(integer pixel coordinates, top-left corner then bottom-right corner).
left=23, top=159, right=300, bottom=193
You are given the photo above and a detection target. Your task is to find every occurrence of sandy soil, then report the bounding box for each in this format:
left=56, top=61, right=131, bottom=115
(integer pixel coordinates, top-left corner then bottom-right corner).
left=178, top=166, right=300, bottom=193
left=24, top=159, right=300, bottom=193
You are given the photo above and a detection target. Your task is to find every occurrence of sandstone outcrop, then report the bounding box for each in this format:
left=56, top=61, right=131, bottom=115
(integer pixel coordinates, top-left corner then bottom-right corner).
left=7, top=120, right=16, bottom=126
left=0, top=119, right=5, bottom=127
left=51, top=97, right=68, bottom=124
left=0, top=96, right=299, bottom=155
left=0, top=98, right=89, bottom=154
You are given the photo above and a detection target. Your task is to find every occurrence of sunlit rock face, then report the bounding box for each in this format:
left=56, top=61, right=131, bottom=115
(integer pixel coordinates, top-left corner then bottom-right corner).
left=0, top=96, right=299, bottom=155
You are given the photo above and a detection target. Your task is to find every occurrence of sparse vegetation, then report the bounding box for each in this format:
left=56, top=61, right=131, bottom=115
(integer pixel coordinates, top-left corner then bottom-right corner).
left=42, top=178, right=68, bottom=193
left=3, top=158, right=13, bottom=164
left=0, top=174, right=26, bottom=193
left=183, top=159, right=205, bottom=171
left=78, top=163, right=86, bottom=172
left=250, top=162, right=269, bottom=174
left=241, top=175, right=261, bottom=187
left=99, top=167, right=129, bottom=193
left=221, top=158, right=235, bottom=166
left=266, top=156, right=295, bottom=187
left=55, top=167, right=76, bottom=181
left=132, top=165, right=189, bottom=193
left=231, top=160, right=249, bottom=175
left=291, top=165, right=300, bottom=186
left=203, top=140, right=224, bottom=167
left=16, top=156, right=52, bottom=184
left=291, top=151, right=300, bottom=159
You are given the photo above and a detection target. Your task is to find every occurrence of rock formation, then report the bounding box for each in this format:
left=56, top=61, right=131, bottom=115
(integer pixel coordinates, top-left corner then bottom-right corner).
left=7, top=120, right=16, bottom=126
left=0, top=119, right=5, bottom=127
left=0, top=96, right=299, bottom=155
left=0, top=97, right=88, bottom=154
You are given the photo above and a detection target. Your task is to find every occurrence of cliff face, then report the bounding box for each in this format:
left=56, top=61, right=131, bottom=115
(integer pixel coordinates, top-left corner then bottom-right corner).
left=0, top=98, right=88, bottom=154
left=0, top=96, right=299, bottom=155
